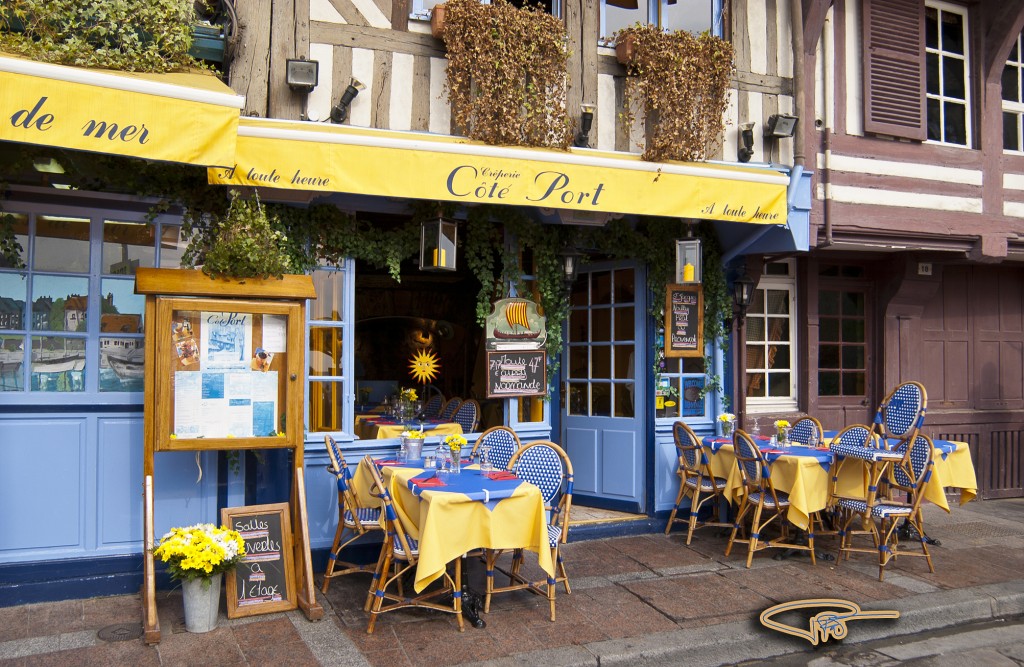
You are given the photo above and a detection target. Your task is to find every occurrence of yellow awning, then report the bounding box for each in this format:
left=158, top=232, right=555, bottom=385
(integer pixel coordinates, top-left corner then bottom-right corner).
left=208, top=118, right=789, bottom=224
left=0, top=54, right=244, bottom=166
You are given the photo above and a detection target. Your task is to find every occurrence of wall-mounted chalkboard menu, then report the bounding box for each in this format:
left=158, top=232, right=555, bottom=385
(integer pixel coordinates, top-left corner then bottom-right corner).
left=222, top=503, right=297, bottom=619
left=665, top=284, right=704, bottom=358
left=486, top=350, right=547, bottom=397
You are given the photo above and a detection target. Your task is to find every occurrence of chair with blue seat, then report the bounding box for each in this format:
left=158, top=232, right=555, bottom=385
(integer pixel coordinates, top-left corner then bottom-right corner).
left=789, top=416, right=824, bottom=446
left=483, top=440, right=573, bottom=621
left=872, top=381, right=927, bottom=449
left=452, top=398, right=480, bottom=433
left=422, top=393, right=445, bottom=418
left=363, top=455, right=464, bottom=633
left=665, top=421, right=730, bottom=543
left=726, top=429, right=820, bottom=567
left=471, top=425, right=522, bottom=470
left=321, top=435, right=384, bottom=594
left=439, top=397, right=462, bottom=421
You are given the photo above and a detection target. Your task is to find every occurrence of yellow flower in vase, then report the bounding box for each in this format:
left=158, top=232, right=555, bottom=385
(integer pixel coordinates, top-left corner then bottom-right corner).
left=444, top=434, right=467, bottom=470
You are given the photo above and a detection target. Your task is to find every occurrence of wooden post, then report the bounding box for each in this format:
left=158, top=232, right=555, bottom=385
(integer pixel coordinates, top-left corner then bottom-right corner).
left=142, top=475, right=160, bottom=644
left=293, top=467, right=323, bottom=620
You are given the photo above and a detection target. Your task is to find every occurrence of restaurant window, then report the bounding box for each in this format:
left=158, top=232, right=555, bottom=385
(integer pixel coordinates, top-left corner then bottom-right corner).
left=1003, top=30, right=1024, bottom=152
left=817, top=287, right=867, bottom=397
left=0, top=206, right=184, bottom=396
left=926, top=2, right=970, bottom=146
left=410, top=0, right=561, bottom=21
left=600, top=0, right=721, bottom=45
left=511, top=245, right=547, bottom=425
left=307, top=265, right=351, bottom=434
left=655, top=354, right=708, bottom=420
left=745, top=260, right=797, bottom=412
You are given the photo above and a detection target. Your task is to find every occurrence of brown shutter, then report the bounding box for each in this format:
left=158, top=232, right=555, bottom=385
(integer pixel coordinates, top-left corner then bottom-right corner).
left=862, top=0, right=926, bottom=140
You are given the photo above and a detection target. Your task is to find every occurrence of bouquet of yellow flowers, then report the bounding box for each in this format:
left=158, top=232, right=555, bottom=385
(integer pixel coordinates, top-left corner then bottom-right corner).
left=400, top=387, right=419, bottom=402
left=774, top=419, right=790, bottom=430
left=153, top=523, right=246, bottom=588
left=444, top=433, right=467, bottom=457
left=717, top=413, right=736, bottom=423
left=401, top=429, right=425, bottom=439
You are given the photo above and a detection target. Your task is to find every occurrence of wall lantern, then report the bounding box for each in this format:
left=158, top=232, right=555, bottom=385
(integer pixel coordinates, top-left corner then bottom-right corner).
left=558, top=243, right=584, bottom=286
left=285, top=57, right=319, bottom=94
left=738, top=122, right=755, bottom=163
left=675, top=238, right=702, bottom=283
left=419, top=217, right=458, bottom=271
left=330, top=78, right=365, bottom=124
left=733, top=275, right=757, bottom=319
left=765, top=113, right=799, bottom=138
left=574, top=104, right=595, bottom=148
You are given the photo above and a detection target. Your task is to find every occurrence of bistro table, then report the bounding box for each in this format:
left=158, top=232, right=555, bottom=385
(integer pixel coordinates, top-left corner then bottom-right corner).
left=354, top=415, right=464, bottom=440
left=353, top=458, right=554, bottom=594
left=702, top=436, right=832, bottom=530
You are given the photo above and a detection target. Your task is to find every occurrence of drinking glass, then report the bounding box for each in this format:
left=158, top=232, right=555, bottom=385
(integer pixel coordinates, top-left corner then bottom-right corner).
left=479, top=444, right=493, bottom=473
left=750, top=417, right=761, bottom=437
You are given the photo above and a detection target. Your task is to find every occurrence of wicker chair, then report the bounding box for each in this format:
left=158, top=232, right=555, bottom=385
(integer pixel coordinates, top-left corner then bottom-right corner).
left=726, top=429, right=820, bottom=567
left=422, top=394, right=444, bottom=418
left=363, top=456, right=464, bottom=633
left=484, top=440, right=573, bottom=621
left=873, top=381, right=928, bottom=449
left=471, top=426, right=522, bottom=471
left=452, top=398, right=480, bottom=433
left=788, top=416, right=824, bottom=446
left=665, top=421, right=730, bottom=543
left=321, top=436, right=383, bottom=593
left=439, top=397, right=462, bottom=421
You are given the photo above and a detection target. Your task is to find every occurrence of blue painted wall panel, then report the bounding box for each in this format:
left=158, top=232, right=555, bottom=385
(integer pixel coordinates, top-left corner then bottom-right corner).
left=601, top=429, right=637, bottom=497
left=97, top=417, right=144, bottom=548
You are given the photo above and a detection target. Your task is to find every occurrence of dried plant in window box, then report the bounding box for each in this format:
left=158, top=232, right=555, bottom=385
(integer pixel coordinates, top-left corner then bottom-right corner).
left=615, top=24, right=735, bottom=163
left=439, top=0, right=571, bottom=149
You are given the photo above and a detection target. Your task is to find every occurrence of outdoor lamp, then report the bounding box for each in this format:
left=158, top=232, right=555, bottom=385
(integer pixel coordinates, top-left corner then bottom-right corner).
left=738, top=122, right=755, bottom=163
left=285, top=57, right=319, bottom=94
left=558, top=243, right=583, bottom=286
left=733, top=275, right=756, bottom=318
left=574, top=104, right=596, bottom=148
left=419, top=217, right=458, bottom=271
left=765, top=113, right=799, bottom=138
left=330, top=78, right=365, bottom=124
left=675, top=238, right=702, bottom=283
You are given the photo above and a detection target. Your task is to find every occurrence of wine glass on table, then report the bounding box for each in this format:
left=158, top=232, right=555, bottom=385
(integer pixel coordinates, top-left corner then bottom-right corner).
left=750, top=417, right=761, bottom=438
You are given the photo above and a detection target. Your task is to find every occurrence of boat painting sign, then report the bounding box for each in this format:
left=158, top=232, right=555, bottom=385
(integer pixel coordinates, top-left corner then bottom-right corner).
left=485, top=298, right=546, bottom=351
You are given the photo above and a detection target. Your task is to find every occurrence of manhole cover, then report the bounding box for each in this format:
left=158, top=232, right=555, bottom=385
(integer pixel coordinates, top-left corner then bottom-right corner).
left=97, top=622, right=144, bottom=642
left=930, top=521, right=1024, bottom=539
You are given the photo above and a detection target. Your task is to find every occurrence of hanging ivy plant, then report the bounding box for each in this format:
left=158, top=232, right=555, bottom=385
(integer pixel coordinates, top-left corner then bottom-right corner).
left=615, top=24, right=735, bottom=163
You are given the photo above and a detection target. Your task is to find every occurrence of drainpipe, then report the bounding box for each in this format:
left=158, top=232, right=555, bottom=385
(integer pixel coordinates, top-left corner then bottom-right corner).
left=820, top=8, right=834, bottom=247
left=790, top=0, right=806, bottom=170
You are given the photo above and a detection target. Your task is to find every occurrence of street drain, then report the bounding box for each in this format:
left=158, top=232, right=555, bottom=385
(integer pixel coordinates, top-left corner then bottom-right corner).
left=97, top=622, right=144, bottom=642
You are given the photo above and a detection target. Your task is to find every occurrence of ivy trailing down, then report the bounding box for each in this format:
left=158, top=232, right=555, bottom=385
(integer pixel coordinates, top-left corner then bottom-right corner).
left=615, top=24, right=735, bottom=163
left=440, top=0, right=572, bottom=149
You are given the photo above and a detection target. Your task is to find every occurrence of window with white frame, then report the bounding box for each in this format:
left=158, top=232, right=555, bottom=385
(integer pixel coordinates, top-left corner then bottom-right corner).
left=925, top=2, right=970, bottom=146
left=411, top=0, right=562, bottom=21
left=306, top=265, right=352, bottom=434
left=1003, top=31, right=1024, bottom=152
left=745, top=260, right=797, bottom=412
left=600, top=0, right=721, bottom=45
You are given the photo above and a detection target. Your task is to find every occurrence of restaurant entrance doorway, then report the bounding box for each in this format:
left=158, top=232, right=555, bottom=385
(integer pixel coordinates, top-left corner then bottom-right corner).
left=561, top=261, right=647, bottom=513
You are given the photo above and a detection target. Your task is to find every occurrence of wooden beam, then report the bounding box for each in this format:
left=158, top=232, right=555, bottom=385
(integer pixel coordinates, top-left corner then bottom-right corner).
left=982, top=1, right=1024, bottom=83
left=803, top=0, right=832, bottom=56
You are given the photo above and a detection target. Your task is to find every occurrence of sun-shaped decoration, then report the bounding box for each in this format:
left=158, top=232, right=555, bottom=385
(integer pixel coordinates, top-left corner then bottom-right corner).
left=408, top=348, right=441, bottom=384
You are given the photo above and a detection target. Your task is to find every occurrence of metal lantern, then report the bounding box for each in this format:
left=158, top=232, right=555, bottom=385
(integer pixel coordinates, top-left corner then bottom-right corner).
left=675, top=239, right=702, bottom=283
left=419, top=218, right=457, bottom=271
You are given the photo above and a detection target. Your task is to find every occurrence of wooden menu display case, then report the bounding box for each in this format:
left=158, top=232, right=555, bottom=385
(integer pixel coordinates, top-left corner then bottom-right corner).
left=134, top=268, right=321, bottom=643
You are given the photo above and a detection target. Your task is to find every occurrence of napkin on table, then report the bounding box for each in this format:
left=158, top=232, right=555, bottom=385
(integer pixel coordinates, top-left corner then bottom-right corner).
left=375, top=459, right=400, bottom=465
left=486, top=471, right=518, bottom=481
left=415, top=476, right=446, bottom=488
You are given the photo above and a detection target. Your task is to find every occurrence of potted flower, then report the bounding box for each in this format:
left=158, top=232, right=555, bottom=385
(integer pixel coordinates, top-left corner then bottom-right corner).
left=444, top=433, right=467, bottom=473
left=774, top=419, right=791, bottom=444
left=717, top=412, right=736, bottom=437
left=153, top=523, right=246, bottom=633
left=400, top=428, right=426, bottom=460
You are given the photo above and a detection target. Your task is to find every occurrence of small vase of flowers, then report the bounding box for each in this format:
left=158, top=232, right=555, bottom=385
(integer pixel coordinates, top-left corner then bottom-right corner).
left=444, top=434, right=467, bottom=474
left=401, top=428, right=426, bottom=460
left=717, top=413, right=736, bottom=437
left=774, top=419, right=791, bottom=445
left=153, top=523, right=246, bottom=633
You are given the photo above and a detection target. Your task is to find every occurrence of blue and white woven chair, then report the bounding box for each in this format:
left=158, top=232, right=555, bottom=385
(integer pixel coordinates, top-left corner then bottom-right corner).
left=725, top=429, right=820, bottom=567
left=321, top=436, right=384, bottom=594
left=422, top=393, right=445, bottom=419
left=789, top=416, right=824, bottom=446
left=439, top=397, right=462, bottom=421
left=484, top=440, right=573, bottom=622
left=452, top=398, right=480, bottom=433
left=665, top=421, right=730, bottom=543
left=363, top=456, right=464, bottom=633
left=471, top=426, right=522, bottom=470
left=873, top=381, right=928, bottom=449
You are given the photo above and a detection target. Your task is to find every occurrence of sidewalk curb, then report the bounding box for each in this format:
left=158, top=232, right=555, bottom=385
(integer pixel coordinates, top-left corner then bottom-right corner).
left=463, top=580, right=1024, bottom=667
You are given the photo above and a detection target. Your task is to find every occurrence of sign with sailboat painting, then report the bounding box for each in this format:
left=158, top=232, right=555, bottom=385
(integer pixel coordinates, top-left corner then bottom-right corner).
left=485, top=298, right=546, bottom=351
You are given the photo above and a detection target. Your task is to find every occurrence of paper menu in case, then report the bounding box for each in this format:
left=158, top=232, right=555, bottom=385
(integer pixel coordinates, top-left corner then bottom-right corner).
left=201, top=311, right=252, bottom=370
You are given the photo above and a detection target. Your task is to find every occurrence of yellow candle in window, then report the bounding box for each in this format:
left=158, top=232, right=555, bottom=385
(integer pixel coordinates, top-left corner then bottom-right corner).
left=433, top=248, right=446, bottom=267
left=683, top=263, right=695, bottom=282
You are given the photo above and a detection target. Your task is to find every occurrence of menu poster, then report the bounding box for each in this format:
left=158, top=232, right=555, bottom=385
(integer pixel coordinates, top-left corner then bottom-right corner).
left=200, top=311, right=252, bottom=370
left=172, top=370, right=278, bottom=438
left=222, top=503, right=297, bottom=619
left=664, top=284, right=704, bottom=358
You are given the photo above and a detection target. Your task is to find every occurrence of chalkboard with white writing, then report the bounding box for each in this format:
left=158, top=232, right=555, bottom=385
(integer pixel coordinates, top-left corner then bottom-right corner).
left=664, top=284, right=704, bottom=358
left=222, top=503, right=297, bottom=619
left=486, top=350, right=547, bottom=397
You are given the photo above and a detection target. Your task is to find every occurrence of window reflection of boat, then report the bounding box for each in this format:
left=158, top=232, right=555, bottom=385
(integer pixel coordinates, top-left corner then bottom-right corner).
left=106, top=350, right=145, bottom=380
left=33, top=352, right=86, bottom=373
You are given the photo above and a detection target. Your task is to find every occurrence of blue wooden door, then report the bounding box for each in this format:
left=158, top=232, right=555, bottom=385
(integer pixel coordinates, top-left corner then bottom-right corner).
left=561, top=261, right=646, bottom=512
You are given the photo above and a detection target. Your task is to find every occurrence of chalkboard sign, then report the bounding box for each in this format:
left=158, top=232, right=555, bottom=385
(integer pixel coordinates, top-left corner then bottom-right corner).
left=665, top=284, right=704, bottom=358
left=486, top=350, right=547, bottom=397
left=222, top=503, right=297, bottom=619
